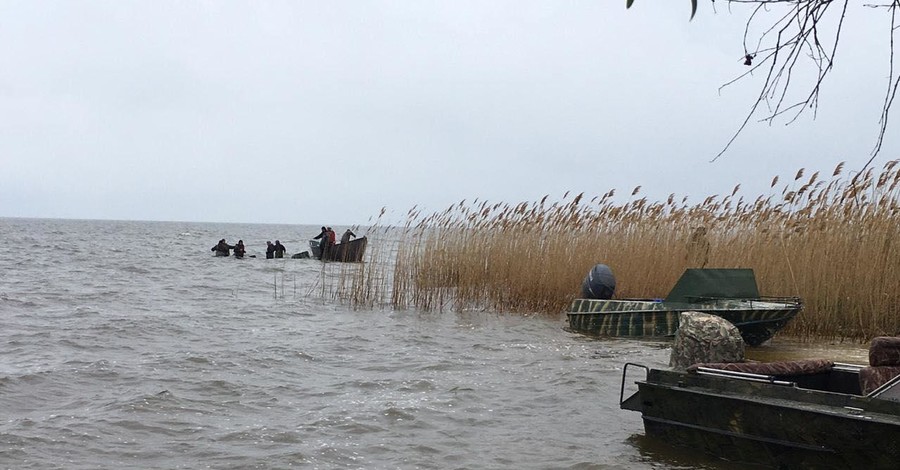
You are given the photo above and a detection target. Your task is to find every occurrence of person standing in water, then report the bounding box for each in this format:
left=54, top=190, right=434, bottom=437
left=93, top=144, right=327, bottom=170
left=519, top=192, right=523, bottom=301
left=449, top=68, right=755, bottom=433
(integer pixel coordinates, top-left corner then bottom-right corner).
left=211, top=239, right=233, bottom=257
left=265, top=241, right=275, bottom=259
left=273, top=240, right=287, bottom=258
left=325, top=227, right=336, bottom=259
left=313, top=226, right=330, bottom=259
left=233, top=240, right=246, bottom=259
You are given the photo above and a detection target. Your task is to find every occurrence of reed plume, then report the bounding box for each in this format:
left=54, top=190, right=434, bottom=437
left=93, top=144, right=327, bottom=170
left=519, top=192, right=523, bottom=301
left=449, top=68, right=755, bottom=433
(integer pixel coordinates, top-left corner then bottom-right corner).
left=331, top=161, right=900, bottom=342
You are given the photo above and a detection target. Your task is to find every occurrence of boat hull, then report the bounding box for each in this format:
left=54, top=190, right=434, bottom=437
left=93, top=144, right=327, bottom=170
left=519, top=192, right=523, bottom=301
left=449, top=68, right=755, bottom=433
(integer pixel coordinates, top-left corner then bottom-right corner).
left=627, top=368, right=900, bottom=469
left=567, top=299, right=800, bottom=346
left=310, top=236, right=367, bottom=262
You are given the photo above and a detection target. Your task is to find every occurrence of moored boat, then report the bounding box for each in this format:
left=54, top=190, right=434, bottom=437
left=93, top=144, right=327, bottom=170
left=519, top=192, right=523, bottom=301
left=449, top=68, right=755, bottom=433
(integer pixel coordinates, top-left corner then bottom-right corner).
left=567, top=268, right=801, bottom=346
left=310, top=236, right=367, bottom=262
left=619, top=337, right=900, bottom=469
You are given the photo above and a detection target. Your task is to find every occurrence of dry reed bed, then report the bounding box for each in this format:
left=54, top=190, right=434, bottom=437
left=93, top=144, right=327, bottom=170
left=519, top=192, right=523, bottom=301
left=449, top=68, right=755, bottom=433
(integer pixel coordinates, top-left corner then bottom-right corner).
left=333, top=161, right=900, bottom=342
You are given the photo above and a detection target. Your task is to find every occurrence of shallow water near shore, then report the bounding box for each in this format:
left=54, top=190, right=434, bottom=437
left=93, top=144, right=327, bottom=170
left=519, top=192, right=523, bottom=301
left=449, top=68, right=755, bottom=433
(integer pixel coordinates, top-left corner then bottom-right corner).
left=746, top=338, right=868, bottom=363
left=0, top=218, right=867, bottom=469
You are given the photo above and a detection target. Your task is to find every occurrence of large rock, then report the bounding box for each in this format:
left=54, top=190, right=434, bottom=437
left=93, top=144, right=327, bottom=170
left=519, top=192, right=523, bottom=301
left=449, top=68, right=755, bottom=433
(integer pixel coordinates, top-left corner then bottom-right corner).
left=669, top=311, right=745, bottom=370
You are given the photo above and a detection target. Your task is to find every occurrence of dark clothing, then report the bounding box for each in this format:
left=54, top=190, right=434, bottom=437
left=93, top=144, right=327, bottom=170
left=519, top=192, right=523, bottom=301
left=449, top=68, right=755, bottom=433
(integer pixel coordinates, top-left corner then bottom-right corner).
left=234, top=242, right=246, bottom=258
left=212, top=240, right=233, bottom=257
left=320, top=239, right=332, bottom=260
left=265, top=242, right=275, bottom=259
left=340, top=230, right=356, bottom=244
left=313, top=228, right=330, bottom=260
left=274, top=242, right=287, bottom=258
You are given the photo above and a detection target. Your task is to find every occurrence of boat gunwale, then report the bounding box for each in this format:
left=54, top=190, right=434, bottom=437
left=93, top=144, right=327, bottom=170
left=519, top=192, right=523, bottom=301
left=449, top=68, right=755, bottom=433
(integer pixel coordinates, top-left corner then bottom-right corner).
left=639, top=368, right=900, bottom=422
left=566, top=302, right=802, bottom=315
left=622, top=365, right=900, bottom=469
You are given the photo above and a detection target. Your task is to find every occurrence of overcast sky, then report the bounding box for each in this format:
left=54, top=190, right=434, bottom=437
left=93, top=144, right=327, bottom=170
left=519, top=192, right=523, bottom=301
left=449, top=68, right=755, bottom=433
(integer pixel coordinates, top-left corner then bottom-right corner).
left=1, top=1, right=895, bottom=225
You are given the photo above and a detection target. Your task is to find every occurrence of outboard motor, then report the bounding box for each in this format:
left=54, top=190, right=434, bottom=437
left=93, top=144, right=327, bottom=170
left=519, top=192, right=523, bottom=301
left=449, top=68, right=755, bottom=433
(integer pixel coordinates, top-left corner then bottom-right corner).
left=581, top=264, right=616, bottom=300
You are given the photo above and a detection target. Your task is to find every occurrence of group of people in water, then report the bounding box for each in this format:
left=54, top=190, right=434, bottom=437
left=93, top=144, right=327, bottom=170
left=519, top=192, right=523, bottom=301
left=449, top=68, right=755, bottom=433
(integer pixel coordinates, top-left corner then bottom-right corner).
left=210, top=226, right=356, bottom=260
left=211, top=238, right=286, bottom=259
left=212, top=239, right=246, bottom=258
left=265, top=240, right=289, bottom=259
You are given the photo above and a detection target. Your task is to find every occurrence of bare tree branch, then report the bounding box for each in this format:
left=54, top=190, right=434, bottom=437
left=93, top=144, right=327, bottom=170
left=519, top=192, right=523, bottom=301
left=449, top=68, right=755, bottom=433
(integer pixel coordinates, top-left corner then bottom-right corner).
left=630, top=1, right=900, bottom=163
left=867, top=0, right=900, bottom=171
left=713, top=0, right=850, bottom=162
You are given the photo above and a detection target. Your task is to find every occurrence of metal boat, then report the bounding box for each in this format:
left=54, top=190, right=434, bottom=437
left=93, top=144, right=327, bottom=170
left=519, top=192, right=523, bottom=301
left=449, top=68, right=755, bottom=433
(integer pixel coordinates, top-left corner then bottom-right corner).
left=567, top=269, right=801, bottom=346
left=619, top=338, right=900, bottom=469
left=309, top=236, right=367, bottom=262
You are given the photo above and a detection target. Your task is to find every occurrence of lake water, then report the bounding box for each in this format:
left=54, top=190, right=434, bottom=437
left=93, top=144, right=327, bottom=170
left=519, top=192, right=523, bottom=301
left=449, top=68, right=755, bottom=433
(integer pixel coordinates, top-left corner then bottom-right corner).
left=0, top=218, right=868, bottom=469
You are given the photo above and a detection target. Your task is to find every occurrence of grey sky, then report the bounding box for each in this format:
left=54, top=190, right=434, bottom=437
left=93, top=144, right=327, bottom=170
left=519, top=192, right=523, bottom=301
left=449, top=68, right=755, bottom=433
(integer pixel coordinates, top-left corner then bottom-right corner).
left=1, top=1, right=895, bottom=225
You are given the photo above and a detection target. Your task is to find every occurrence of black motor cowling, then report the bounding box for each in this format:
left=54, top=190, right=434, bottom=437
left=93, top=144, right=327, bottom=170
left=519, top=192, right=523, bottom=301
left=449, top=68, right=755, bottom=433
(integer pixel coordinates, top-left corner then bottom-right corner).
left=581, top=264, right=616, bottom=300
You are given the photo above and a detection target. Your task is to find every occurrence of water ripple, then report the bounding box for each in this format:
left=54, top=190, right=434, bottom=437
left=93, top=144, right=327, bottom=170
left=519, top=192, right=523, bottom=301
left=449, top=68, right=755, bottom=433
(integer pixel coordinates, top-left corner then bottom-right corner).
left=0, top=218, right=778, bottom=470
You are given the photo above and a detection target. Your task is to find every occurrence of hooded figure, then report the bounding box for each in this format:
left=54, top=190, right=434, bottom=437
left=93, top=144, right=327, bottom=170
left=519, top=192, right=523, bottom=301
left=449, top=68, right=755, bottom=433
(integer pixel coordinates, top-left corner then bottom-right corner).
left=233, top=240, right=246, bottom=258
left=274, top=240, right=287, bottom=258
left=211, top=239, right=233, bottom=257
left=313, top=226, right=330, bottom=259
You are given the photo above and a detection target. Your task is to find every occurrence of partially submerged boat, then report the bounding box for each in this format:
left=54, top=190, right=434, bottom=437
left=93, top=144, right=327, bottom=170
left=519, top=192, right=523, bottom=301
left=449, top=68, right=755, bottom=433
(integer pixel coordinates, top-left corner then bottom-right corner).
left=620, top=337, right=900, bottom=469
left=309, top=236, right=367, bottom=262
left=567, top=268, right=801, bottom=346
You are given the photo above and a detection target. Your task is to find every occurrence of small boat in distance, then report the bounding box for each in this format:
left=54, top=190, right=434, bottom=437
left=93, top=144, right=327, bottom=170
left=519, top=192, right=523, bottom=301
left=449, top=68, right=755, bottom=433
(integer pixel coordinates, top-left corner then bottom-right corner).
left=310, top=236, right=367, bottom=262
left=567, top=268, right=801, bottom=346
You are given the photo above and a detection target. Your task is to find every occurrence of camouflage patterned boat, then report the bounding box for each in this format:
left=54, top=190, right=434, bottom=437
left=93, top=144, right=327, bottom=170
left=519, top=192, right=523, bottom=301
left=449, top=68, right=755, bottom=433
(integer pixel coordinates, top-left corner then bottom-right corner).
left=567, top=269, right=801, bottom=346
left=619, top=337, right=900, bottom=468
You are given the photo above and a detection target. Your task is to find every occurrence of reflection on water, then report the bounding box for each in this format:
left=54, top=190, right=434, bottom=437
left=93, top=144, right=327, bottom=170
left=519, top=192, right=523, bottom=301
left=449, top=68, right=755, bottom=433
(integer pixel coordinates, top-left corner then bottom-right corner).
left=747, top=337, right=868, bottom=364
left=627, top=434, right=763, bottom=470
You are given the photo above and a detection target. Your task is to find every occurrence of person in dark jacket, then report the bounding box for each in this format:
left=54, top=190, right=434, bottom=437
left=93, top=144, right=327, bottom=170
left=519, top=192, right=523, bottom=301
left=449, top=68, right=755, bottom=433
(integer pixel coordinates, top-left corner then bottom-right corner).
left=325, top=227, right=337, bottom=259
left=265, top=241, right=275, bottom=259
left=274, top=240, right=287, bottom=258
left=313, top=226, right=330, bottom=259
left=211, top=239, right=233, bottom=257
left=233, top=240, right=246, bottom=258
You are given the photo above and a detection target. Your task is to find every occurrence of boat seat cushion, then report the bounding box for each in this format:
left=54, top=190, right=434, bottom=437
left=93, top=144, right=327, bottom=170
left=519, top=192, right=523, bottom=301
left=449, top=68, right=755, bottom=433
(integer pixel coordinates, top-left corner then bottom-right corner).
left=687, top=359, right=834, bottom=376
left=869, top=336, right=900, bottom=366
left=859, top=365, right=900, bottom=395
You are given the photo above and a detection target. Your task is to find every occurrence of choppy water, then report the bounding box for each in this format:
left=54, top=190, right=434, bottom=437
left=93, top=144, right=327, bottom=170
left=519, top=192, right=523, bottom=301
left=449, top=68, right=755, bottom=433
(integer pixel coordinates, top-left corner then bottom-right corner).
left=0, top=218, right=867, bottom=469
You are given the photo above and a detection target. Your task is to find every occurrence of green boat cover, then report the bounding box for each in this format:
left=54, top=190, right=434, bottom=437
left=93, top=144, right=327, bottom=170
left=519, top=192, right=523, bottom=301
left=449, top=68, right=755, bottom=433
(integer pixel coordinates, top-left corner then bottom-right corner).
left=664, top=268, right=760, bottom=303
